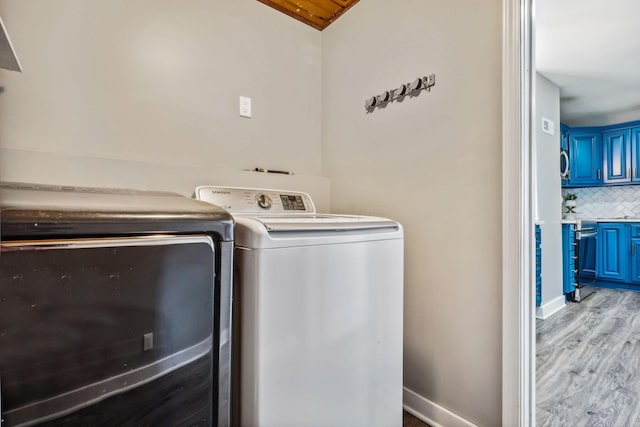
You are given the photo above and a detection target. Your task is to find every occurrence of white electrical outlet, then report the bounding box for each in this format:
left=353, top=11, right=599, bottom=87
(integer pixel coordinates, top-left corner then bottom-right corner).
left=240, top=96, right=252, bottom=118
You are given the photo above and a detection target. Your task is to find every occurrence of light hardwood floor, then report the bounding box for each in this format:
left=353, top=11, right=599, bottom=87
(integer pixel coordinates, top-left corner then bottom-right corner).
left=537, top=288, right=640, bottom=426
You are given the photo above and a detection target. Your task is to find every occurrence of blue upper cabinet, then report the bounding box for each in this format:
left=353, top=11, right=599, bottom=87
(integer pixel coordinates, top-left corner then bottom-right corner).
left=603, top=129, right=632, bottom=183
left=568, top=132, right=602, bottom=186
left=562, top=120, right=640, bottom=188
left=631, top=127, right=640, bottom=182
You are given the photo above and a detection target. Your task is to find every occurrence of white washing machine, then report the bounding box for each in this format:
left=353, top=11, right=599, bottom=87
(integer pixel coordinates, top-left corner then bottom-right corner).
left=195, top=186, right=403, bottom=427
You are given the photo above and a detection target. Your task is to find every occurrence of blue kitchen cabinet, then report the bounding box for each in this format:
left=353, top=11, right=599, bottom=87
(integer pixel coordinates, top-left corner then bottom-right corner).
left=603, top=129, right=632, bottom=183
left=562, top=224, right=576, bottom=295
left=597, top=223, right=629, bottom=282
left=568, top=132, right=602, bottom=186
left=631, top=127, right=640, bottom=182
left=536, top=225, right=541, bottom=307
left=630, top=239, right=640, bottom=284
left=562, top=120, right=640, bottom=188
left=630, top=225, right=640, bottom=283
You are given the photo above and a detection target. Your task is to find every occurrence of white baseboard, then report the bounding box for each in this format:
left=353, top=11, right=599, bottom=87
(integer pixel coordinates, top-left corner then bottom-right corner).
left=403, top=387, right=477, bottom=427
left=535, top=295, right=566, bottom=319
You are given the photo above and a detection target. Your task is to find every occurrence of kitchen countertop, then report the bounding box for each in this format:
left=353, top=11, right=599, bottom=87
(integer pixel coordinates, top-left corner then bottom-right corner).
left=561, top=219, right=578, bottom=224
left=562, top=218, right=640, bottom=224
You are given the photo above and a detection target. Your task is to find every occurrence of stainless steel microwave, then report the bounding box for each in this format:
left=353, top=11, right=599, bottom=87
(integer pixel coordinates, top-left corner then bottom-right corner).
left=560, top=147, right=570, bottom=180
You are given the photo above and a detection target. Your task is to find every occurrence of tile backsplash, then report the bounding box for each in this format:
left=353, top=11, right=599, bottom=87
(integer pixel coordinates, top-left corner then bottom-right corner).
left=562, top=186, right=640, bottom=218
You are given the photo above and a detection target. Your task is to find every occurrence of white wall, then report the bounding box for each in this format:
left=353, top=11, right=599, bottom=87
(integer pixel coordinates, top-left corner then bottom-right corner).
left=322, top=1, right=502, bottom=425
left=534, top=73, right=564, bottom=317
left=0, top=0, right=328, bottom=206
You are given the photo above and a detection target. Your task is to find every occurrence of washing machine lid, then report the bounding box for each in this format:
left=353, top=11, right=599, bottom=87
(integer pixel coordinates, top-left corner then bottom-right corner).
left=233, top=215, right=402, bottom=249
left=246, top=214, right=398, bottom=232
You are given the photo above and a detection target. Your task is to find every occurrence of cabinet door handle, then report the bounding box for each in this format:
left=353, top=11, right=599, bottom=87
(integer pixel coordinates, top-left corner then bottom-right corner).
left=597, top=169, right=601, bottom=180
left=633, top=244, right=636, bottom=255
left=634, top=167, right=637, bottom=178
left=629, top=168, right=631, bottom=178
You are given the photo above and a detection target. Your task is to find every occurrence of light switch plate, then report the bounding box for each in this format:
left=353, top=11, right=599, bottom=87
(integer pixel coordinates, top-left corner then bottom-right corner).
left=240, top=96, right=252, bottom=118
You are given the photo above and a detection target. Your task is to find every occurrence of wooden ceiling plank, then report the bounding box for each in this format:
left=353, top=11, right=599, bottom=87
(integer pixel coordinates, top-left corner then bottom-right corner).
left=328, top=0, right=352, bottom=7
left=280, top=0, right=335, bottom=20
left=271, top=0, right=328, bottom=25
left=257, top=0, right=358, bottom=30
left=310, top=0, right=342, bottom=15
left=259, top=0, right=327, bottom=28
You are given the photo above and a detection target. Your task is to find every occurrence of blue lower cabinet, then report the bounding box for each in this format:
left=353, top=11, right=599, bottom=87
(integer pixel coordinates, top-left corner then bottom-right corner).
left=535, top=225, right=542, bottom=307
left=597, top=223, right=629, bottom=282
left=567, top=222, right=640, bottom=291
left=562, top=224, right=576, bottom=295
left=630, top=238, right=640, bottom=284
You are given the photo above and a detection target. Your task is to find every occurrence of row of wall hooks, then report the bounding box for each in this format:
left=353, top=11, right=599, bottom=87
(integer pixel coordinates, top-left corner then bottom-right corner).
left=365, top=73, right=436, bottom=112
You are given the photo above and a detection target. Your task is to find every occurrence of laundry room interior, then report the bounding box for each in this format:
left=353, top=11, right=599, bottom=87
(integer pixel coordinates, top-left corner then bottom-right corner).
left=0, top=1, right=503, bottom=426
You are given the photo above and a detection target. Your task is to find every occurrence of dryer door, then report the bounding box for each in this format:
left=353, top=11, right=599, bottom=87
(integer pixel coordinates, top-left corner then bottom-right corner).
left=0, top=235, right=216, bottom=426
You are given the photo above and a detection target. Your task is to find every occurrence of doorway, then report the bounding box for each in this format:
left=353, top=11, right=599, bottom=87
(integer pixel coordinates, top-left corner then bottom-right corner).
left=528, top=0, right=640, bottom=424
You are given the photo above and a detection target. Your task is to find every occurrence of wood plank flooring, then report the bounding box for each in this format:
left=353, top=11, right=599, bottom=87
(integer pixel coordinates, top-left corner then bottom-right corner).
left=403, top=411, right=431, bottom=427
left=537, top=288, right=640, bottom=426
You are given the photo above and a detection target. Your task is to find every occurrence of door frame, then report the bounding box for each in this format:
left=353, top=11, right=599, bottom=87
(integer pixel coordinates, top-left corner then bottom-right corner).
left=502, top=0, right=535, bottom=425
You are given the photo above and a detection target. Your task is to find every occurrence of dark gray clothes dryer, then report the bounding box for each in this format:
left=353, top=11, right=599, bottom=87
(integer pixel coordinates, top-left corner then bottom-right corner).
left=0, top=183, right=234, bottom=427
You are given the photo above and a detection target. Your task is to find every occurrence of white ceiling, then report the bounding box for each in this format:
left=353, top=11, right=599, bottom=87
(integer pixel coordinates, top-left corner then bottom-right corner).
left=535, top=0, right=640, bottom=126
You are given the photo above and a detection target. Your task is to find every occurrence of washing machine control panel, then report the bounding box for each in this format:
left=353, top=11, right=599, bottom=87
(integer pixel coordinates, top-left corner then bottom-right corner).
left=255, top=194, right=273, bottom=210
left=195, top=186, right=316, bottom=214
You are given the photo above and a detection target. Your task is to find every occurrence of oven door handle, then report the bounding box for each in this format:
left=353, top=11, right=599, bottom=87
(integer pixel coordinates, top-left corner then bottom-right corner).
left=578, top=228, right=597, bottom=234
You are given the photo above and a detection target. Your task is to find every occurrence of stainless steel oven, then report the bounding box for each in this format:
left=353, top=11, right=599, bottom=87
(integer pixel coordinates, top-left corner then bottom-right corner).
left=0, top=183, right=234, bottom=426
left=570, top=219, right=598, bottom=302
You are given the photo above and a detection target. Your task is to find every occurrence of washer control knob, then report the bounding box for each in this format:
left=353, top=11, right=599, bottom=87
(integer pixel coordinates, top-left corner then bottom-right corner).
left=256, top=193, right=272, bottom=209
